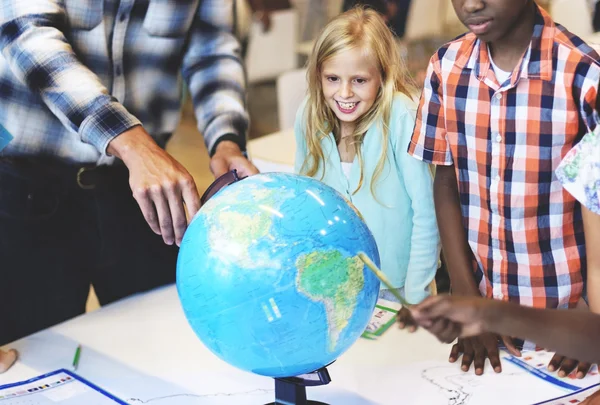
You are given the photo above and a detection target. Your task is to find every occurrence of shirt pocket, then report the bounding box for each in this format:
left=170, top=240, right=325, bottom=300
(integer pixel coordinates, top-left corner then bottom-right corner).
left=143, top=0, right=200, bottom=38
left=64, top=0, right=103, bottom=31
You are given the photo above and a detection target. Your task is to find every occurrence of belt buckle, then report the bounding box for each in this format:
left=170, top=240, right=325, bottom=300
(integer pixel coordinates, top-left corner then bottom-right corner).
left=77, top=167, right=96, bottom=190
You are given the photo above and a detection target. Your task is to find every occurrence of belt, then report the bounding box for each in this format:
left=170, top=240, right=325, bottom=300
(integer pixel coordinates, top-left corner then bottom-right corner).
left=0, top=156, right=128, bottom=190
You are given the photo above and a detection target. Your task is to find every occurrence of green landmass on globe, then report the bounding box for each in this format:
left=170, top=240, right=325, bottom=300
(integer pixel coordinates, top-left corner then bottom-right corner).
left=296, top=250, right=365, bottom=352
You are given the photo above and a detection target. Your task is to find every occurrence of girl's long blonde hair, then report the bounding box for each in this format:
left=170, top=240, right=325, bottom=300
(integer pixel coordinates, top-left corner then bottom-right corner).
left=299, top=7, right=416, bottom=197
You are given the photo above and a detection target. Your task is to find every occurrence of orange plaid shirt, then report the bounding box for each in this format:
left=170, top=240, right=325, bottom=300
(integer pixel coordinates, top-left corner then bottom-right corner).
left=409, top=6, right=600, bottom=309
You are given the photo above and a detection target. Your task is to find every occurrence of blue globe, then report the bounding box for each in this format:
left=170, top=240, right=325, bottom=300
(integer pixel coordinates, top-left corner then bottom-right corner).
left=176, top=173, right=381, bottom=378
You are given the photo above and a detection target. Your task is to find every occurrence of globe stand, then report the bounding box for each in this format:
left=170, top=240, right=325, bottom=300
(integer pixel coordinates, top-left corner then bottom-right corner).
left=265, top=366, right=331, bottom=405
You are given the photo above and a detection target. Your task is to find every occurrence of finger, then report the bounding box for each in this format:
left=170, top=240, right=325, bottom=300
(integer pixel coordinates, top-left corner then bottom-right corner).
left=397, top=308, right=418, bottom=332
left=461, top=339, right=475, bottom=372
left=486, top=343, right=502, bottom=373
left=396, top=307, right=409, bottom=328
left=449, top=340, right=462, bottom=363
left=576, top=362, right=592, bottom=379
left=165, top=183, right=187, bottom=247
left=237, top=159, right=259, bottom=177
left=501, top=335, right=521, bottom=357
left=210, top=157, right=230, bottom=178
left=472, top=340, right=486, bottom=375
left=558, top=358, right=579, bottom=378
left=133, top=187, right=161, bottom=235
left=180, top=176, right=200, bottom=222
left=548, top=353, right=565, bottom=372
left=150, top=186, right=175, bottom=245
left=0, top=349, right=18, bottom=373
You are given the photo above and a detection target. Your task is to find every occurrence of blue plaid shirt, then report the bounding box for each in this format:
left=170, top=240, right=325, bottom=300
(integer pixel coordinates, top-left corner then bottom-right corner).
left=0, top=0, right=248, bottom=164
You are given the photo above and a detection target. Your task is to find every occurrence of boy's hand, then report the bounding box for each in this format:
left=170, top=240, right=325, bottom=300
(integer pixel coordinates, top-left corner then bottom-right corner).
left=450, top=334, right=502, bottom=375
left=410, top=295, right=504, bottom=374
left=581, top=390, right=600, bottom=405
left=548, top=354, right=593, bottom=379
left=396, top=307, right=418, bottom=332
left=0, top=349, right=17, bottom=373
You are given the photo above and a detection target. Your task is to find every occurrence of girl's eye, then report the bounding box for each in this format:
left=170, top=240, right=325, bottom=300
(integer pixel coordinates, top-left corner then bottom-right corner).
left=354, top=78, right=367, bottom=84
left=326, top=76, right=339, bottom=82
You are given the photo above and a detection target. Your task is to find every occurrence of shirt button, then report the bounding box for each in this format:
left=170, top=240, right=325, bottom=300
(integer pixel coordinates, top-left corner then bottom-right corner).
left=496, top=293, right=504, bottom=299
left=115, top=65, right=122, bottom=76
left=495, top=93, right=503, bottom=100
left=119, top=13, right=127, bottom=22
left=496, top=134, right=502, bottom=143
left=495, top=175, right=501, bottom=182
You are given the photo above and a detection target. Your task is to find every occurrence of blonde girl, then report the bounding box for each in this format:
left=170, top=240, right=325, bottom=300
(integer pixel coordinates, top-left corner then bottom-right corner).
left=294, top=7, right=440, bottom=304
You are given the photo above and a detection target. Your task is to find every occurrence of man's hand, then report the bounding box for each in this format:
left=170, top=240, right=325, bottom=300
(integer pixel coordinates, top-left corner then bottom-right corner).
left=548, top=354, right=593, bottom=379
left=107, top=126, right=200, bottom=246
left=0, top=349, right=17, bottom=373
left=210, top=141, right=259, bottom=178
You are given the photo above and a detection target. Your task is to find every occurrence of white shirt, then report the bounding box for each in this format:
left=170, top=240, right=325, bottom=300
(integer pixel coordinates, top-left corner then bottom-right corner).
left=489, top=47, right=513, bottom=85
left=341, top=161, right=353, bottom=179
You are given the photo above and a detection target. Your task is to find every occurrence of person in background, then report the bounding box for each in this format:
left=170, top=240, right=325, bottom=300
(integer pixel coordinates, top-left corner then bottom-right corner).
left=0, top=0, right=257, bottom=361
left=235, top=0, right=292, bottom=57
left=294, top=8, right=440, bottom=305
left=407, top=0, right=600, bottom=377
left=343, top=0, right=412, bottom=38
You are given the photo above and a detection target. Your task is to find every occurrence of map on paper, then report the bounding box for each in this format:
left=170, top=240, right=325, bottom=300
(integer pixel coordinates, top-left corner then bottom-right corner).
left=365, top=350, right=600, bottom=405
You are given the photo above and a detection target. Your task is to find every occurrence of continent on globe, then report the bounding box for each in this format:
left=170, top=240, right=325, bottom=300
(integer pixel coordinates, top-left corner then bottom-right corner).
left=296, top=250, right=365, bottom=352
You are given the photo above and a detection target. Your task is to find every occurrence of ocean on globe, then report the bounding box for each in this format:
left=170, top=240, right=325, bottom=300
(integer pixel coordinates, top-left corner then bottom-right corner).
left=176, top=172, right=381, bottom=378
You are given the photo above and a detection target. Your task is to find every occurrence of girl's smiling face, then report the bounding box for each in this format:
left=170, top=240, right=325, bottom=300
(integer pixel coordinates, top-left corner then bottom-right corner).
left=321, top=47, right=382, bottom=128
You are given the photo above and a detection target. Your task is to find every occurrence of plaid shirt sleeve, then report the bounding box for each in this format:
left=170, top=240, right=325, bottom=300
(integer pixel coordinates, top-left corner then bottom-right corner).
left=182, top=0, right=249, bottom=156
left=0, top=1, right=141, bottom=156
left=408, top=57, right=453, bottom=165
left=578, top=69, right=599, bottom=134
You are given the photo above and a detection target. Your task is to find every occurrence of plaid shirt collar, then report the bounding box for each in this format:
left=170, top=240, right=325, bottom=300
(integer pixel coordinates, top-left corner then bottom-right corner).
left=455, top=5, right=554, bottom=88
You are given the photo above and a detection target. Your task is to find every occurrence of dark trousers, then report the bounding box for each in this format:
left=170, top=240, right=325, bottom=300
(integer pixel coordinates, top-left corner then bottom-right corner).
left=0, top=158, right=178, bottom=345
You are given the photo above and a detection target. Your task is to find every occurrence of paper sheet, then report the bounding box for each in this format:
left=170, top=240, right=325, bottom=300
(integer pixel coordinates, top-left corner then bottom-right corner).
left=0, top=369, right=126, bottom=404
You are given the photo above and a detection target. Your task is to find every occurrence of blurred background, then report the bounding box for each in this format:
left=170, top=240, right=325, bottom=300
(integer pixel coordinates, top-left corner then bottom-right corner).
left=86, top=0, right=600, bottom=311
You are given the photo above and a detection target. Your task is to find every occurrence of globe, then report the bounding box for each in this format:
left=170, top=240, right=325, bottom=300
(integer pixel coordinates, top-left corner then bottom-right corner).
left=176, top=172, right=381, bottom=378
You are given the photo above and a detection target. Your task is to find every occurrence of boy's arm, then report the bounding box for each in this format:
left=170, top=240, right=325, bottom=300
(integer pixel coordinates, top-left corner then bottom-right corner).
left=584, top=207, right=600, bottom=312
left=411, top=295, right=600, bottom=364
left=433, top=166, right=478, bottom=295
left=434, top=166, right=517, bottom=374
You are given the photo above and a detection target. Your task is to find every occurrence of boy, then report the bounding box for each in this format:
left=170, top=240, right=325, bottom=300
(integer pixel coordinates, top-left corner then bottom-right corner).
left=408, top=0, right=600, bottom=377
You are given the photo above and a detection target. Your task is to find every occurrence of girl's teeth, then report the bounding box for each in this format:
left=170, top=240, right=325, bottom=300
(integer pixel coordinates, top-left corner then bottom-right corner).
left=339, top=102, right=356, bottom=109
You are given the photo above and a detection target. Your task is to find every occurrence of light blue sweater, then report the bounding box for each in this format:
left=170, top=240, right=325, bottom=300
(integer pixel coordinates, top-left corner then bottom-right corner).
left=294, top=93, right=440, bottom=304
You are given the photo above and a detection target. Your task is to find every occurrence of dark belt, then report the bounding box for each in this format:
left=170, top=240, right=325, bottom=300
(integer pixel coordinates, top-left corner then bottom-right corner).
left=0, top=156, right=128, bottom=190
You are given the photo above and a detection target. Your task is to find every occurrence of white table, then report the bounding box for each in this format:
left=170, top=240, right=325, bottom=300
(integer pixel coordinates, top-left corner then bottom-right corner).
left=248, top=128, right=296, bottom=173
left=1, top=285, right=594, bottom=404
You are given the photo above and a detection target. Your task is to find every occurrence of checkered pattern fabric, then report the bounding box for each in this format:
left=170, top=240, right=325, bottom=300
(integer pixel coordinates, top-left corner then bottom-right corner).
left=409, top=6, right=600, bottom=309
left=0, top=0, right=247, bottom=164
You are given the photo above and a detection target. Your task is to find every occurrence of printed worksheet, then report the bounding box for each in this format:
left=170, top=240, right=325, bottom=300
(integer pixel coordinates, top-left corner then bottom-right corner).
left=0, top=369, right=126, bottom=404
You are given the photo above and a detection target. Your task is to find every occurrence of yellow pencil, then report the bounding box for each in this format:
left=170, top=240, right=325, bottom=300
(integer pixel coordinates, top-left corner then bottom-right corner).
left=358, top=252, right=411, bottom=307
